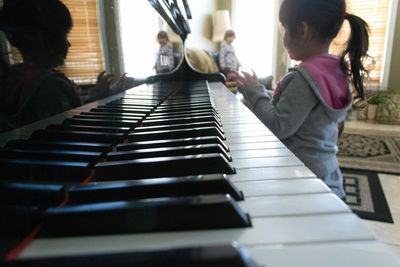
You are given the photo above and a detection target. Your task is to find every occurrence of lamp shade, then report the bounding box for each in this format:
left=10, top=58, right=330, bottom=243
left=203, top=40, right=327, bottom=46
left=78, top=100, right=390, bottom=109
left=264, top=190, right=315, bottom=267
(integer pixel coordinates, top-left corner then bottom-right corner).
left=212, top=10, right=231, bottom=42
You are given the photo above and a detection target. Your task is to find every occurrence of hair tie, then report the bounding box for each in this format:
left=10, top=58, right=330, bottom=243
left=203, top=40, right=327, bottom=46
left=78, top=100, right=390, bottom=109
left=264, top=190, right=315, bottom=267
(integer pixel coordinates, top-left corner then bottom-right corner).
left=343, top=12, right=348, bottom=20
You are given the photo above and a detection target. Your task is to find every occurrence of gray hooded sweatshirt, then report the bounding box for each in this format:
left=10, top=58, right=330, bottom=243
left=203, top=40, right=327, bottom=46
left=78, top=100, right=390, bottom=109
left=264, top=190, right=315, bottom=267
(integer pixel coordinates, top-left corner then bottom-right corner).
left=242, top=55, right=352, bottom=198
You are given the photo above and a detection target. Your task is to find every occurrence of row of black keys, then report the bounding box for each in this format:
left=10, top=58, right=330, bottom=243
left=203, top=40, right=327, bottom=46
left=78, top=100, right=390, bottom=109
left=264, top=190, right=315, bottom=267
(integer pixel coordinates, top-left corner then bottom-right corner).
left=0, top=89, right=235, bottom=181
left=1, top=83, right=249, bottom=237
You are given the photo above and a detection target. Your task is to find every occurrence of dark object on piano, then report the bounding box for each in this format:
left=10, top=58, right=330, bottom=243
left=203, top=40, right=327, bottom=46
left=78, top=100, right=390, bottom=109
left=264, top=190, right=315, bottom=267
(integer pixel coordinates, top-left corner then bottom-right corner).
left=0, top=147, right=102, bottom=163
left=5, top=140, right=112, bottom=153
left=3, top=244, right=258, bottom=266
left=105, top=144, right=231, bottom=162
left=128, top=126, right=226, bottom=142
left=0, top=205, right=41, bottom=238
left=68, top=174, right=244, bottom=204
left=41, top=194, right=251, bottom=236
left=94, top=153, right=235, bottom=180
left=0, top=158, right=92, bottom=182
left=0, top=182, right=65, bottom=207
left=116, top=136, right=229, bottom=152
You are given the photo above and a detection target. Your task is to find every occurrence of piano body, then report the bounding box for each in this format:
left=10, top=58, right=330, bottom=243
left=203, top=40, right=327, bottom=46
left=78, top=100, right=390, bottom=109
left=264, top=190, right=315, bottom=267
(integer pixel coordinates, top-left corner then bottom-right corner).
left=1, top=1, right=399, bottom=266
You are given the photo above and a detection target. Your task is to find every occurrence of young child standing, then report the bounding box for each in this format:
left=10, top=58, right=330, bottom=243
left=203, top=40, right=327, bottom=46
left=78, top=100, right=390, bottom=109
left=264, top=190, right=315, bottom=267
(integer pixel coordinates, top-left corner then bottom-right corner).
left=154, top=31, right=174, bottom=74
left=228, top=0, right=370, bottom=198
left=219, top=29, right=241, bottom=77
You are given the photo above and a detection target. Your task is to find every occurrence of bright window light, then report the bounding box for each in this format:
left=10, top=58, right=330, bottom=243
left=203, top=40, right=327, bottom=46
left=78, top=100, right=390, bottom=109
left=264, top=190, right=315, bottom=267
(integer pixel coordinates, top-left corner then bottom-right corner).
left=233, top=0, right=277, bottom=77
left=119, top=0, right=159, bottom=77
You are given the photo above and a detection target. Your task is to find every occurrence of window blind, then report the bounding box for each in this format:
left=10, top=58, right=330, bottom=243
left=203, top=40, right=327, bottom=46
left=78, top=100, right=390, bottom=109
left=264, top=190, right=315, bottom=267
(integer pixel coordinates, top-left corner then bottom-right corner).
left=11, top=0, right=104, bottom=85
left=330, top=0, right=390, bottom=85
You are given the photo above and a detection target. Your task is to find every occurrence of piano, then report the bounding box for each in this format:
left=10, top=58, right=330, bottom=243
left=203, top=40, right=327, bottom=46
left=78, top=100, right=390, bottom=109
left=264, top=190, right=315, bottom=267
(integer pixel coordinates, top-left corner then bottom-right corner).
left=1, top=1, right=399, bottom=266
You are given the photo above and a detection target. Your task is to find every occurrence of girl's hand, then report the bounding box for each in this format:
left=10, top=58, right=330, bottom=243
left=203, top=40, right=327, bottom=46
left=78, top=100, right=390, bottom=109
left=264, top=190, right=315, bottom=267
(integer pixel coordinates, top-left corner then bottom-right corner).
left=96, top=71, right=114, bottom=93
left=227, top=69, right=259, bottom=91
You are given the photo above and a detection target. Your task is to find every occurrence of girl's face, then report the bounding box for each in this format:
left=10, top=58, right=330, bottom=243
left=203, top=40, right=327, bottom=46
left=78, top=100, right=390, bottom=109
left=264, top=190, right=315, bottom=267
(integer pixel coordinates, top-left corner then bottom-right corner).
left=158, top=37, right=168, bottom=46
left=225, top=36, right=235, bottom=44
left=51, top=33, right=71, bottom=66
left=282, top=25, right=303, bottom=61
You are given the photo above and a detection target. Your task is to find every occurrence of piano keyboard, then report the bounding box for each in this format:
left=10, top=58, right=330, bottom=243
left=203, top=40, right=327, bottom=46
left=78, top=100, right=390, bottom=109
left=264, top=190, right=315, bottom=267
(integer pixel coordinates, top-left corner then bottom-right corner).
left=0, top=81, right=398, bottom=266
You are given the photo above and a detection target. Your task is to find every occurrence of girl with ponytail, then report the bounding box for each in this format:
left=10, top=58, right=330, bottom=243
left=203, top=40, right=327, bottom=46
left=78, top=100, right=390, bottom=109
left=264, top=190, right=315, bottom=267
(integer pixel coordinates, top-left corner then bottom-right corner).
left=227, top=0, right=370, bottom=199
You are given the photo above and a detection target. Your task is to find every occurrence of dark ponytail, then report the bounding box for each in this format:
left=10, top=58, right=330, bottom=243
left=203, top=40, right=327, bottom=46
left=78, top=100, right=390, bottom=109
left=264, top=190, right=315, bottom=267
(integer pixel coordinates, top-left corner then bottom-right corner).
left=340, top=13, right=370, bottom=100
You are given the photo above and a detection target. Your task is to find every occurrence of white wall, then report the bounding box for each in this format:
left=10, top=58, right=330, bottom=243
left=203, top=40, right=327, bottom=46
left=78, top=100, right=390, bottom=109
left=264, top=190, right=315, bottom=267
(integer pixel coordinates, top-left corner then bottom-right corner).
left=185, top=0, right=216, bottom=51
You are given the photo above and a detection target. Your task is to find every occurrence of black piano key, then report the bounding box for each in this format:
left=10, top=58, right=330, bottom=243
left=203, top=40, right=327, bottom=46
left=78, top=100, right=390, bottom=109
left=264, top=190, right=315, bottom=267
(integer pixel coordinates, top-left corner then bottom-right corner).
left=0, top=182, right=65, bottom=207
left=103, top=102, right=158, bottom=108
left=1, top=205, right=41, bottom=238
left=73, top=114, right=142, bottom=121
left=0, top=158, right=91, bottom=182
left=94, top=153, right=235, bottom=180
left=90, top=108, right=145, bottom=117
left=157, top=103, right=213, bottom=110
left=48, top=124, right=130, bottom=134
left=41, top=194, right=250, bottom=237
left=134, top=121, right=223, bottom=133
left=128, top=127, right=225, bottom=142
left=0, top=148, right=102, bottom=163
left=30, top=129, right=125, bottom=144
left=63, top=118, right=140, bottom=128
left=105, top=144, right=231, bottom=162
left=147, top=111, right=220, bottom=120
left=69, top=174, right=243, bottom=204
left=116, top=136, right=229, bottom=152
left=141, top=115, right=222, bottom=127
left=80, top=112, right=143, bottom=120
left=152, top=108, right=219, bottom=117
left=152, top=106, right=216, bottom=114
left=6, top=140, right=112, bottom=153
left=97, top=105, right=153, bottom=113
left=3, top=244, right=258, bottom=267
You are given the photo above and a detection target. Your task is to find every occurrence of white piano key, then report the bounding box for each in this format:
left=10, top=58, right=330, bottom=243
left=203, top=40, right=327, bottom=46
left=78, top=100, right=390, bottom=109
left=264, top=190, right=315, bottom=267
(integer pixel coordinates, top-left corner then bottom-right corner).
left=228, top=166, right=316, bottom=182
left=229, top=148, right=293, bottom=159
left=239, top=193, right=350, bottom=217
left=232, top=156, right=303, bottom=169
left=226, top=136, right=280, bottom=144
left=19, top=213, right=375, bottom=259
left=228, top=142, right=286, bottom=151
left=234, top=178, right=331, bottom=196
left=248, top=241, right=400, bottom=267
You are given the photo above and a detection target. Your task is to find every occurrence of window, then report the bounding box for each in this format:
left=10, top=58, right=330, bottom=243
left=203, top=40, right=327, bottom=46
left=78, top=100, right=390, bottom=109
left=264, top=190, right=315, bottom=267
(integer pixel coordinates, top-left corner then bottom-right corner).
left=330, top=0, right=394, bottom=88
left=119, top=0, right=160, bottom=78
left=11, top=0, right=105, bottom=85
left=232, top=0, right=278, bottom=77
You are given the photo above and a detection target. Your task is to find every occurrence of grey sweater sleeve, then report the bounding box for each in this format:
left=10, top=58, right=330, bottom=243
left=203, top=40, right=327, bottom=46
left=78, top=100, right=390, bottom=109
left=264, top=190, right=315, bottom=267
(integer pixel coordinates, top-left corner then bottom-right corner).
left=218, top=43, right=227, bottom=68
left=243, top=71, right=318, bottom=139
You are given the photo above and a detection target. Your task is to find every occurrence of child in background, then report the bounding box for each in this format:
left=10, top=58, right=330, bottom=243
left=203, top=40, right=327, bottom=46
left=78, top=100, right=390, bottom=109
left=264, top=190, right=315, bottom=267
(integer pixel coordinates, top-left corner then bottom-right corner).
left=154, top=31, right=174, bottom=74
left=227, top=0, right=370, bottom=198
left=219, top=29, right=240, bottom=77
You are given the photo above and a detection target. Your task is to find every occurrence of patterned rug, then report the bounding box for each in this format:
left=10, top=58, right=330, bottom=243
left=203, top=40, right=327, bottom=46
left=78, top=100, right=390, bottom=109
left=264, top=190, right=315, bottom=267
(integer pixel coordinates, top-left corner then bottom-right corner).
left=342, top=168, right=393, bottom=223
left=337, top=132, right=400, bottom=174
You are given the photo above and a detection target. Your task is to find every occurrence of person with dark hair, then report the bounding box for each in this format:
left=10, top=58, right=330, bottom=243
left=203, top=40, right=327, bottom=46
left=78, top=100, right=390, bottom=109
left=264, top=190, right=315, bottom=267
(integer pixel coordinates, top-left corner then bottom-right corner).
left=219, top=29, right=240, bottom=77
left=0, top=0, right=131, bottom=132
left=154, top=31, right=174, bottom=74
left=227, top=0, right=370, bottom=199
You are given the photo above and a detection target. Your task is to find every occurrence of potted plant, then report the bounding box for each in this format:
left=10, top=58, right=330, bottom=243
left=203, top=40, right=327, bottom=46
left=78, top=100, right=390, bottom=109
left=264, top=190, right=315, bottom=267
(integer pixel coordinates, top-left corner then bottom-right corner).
left=367, top=95, right=389, bottom=120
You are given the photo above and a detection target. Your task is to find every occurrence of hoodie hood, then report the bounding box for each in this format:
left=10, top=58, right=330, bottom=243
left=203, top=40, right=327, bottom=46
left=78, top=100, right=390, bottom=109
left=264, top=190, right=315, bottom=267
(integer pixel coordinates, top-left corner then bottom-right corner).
left=301, top=55, right=351, bottom=109
left=296, top=55, right=352, bottom=122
